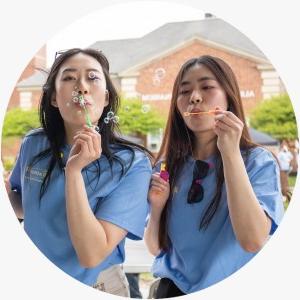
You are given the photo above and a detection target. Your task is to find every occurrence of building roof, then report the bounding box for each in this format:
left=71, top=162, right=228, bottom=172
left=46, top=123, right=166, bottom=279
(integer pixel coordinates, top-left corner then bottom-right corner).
left=90, top=18, right=268, bottom=74
left=18, top=17, right=268, bottom=88
left=17, top=70, right=48, bottom=89
left=249, top=127, right=279, bottom=146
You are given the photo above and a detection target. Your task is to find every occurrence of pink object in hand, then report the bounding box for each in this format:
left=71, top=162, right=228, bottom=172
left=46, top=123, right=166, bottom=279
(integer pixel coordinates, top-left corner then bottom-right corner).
left=160, top=170, right=169, bottom=182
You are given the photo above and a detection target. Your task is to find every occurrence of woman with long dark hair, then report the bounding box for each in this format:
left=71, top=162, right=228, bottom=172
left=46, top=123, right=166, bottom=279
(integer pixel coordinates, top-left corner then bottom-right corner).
left=7, top=48, right=152, bottom=295
left=145, top=55, right=284, bottom=297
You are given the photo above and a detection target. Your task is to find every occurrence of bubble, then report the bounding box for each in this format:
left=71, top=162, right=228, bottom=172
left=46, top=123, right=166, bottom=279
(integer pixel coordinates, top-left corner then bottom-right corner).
left=72, top=91, right=78, bottom=97
left=107, top=111, right=115, bottom=118
left=94, top=125, right=100, bottom=132
left=141, top=104, right=150, bottom=114
left=104, top=117, right=110, bottom=124
left=88, top=71, right=96, bottom=79
left=155, top=68, right=166, bottom=79
left=78, top=96, right=85, bottom=107
left=73, top=97, right=79, bottom=103
left=112, top=116, right=120, bottom=123
left=152, top=67, right=166, bottom=86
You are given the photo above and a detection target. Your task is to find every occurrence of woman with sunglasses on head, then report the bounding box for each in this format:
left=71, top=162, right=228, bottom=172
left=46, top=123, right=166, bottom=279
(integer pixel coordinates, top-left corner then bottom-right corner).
left=6, top=48, right=152, bottom=296
left=145, top=55, right=284, bottom=297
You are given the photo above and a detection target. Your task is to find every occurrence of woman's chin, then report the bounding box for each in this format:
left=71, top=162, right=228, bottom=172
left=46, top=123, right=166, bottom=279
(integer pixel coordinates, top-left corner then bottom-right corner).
left=63, top=119, right=88, bottom=129
left=186, top=124, right=214, bottom=134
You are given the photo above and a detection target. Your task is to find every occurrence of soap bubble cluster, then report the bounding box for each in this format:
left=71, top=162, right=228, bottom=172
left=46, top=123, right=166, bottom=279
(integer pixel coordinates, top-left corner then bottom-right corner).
left=104, top=111, right=119, bottom=124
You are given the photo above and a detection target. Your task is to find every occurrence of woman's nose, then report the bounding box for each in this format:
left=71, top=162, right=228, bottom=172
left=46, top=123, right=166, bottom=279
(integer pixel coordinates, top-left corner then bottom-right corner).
left=76, top=80, right=89, bottom=95
left=189, top=91, right=202, bottom=104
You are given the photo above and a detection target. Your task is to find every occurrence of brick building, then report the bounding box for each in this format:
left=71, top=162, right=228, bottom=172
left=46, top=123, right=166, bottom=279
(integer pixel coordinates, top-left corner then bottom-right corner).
left=8, top=45, right=47, bottom=110
left=12, top=16, right=285, bottom=151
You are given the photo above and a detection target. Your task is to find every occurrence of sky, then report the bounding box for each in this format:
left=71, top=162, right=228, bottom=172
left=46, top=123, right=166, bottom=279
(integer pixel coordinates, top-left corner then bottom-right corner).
left=46, top=1, right=205, bottom=67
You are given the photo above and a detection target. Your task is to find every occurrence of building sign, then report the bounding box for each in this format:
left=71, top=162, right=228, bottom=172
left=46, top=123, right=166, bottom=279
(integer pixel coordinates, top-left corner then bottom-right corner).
left=141, top=93, right=172, bottom=101
left=240, top=90, right=255, bottom=98
left=141, top=90, right=255, bottom=101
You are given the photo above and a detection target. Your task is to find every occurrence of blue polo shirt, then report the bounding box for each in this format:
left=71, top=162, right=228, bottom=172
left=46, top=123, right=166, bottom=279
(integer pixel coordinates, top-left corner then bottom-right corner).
left=9, top=129, right=152, bottom=286
left=152, top=147, right=284, bottom=293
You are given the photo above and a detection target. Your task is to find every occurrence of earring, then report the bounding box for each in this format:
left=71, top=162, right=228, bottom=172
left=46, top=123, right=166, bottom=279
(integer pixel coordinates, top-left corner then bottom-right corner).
left=51, top=97, right=58, bottom=108
left=105, top=90, right=109, bottom=101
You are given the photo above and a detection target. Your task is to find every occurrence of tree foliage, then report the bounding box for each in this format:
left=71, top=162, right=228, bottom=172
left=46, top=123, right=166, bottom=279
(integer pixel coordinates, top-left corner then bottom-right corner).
left=117, top=98, right=165, bottom=135
left=2, top=108, right=40, bottom=138
left=2, top=98, right=166, bottom=139
left=249, top=94, right=298, bottom=140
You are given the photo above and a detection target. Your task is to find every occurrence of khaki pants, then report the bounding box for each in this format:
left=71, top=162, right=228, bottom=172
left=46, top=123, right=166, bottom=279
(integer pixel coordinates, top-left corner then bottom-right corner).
left=93, top=265, right=130, bottom=297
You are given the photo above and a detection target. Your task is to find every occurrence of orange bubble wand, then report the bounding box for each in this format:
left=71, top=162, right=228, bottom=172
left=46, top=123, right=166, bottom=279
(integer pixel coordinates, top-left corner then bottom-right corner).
left=183, top=110, right=216, bottom=117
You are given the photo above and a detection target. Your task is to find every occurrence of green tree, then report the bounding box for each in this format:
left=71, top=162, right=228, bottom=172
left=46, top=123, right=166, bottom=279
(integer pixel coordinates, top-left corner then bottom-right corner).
left=2, top=100, right=166, bottom=138
left=117, top=98, right=165, bottom=135
left=2, top=108, right=40, bottom=138
left=249, top=94, right=297, bottom=140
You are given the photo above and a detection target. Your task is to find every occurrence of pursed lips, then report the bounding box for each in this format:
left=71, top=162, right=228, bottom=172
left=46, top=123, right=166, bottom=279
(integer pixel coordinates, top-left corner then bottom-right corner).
left=190, top=108, right=206, bottom=114
left=75, top=98, right=92, bottom=106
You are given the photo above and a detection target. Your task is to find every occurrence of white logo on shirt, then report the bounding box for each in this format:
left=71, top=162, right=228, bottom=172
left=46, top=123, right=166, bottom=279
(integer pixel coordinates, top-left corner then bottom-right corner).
left=25, top=167, right=47, bottom=183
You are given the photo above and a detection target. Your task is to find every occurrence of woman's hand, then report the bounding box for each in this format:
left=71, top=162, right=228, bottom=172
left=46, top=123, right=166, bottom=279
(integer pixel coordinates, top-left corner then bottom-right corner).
left=66, top=125, right=102, bottom=172
left=148, top=172, right=170, bottom=212
left=213, top=108, right=244, bottom=157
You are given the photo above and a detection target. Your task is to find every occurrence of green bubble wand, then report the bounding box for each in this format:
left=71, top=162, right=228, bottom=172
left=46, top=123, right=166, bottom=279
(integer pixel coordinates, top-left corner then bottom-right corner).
left=78, top=94, right=92, bottom=128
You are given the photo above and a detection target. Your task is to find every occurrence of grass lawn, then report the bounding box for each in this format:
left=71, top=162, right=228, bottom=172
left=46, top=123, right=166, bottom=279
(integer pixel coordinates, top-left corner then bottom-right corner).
left=283, top=174, right=297, bottom=210
left=288, top=174, right=297, bottom=188
left=284, top=200, right=289, bottom=210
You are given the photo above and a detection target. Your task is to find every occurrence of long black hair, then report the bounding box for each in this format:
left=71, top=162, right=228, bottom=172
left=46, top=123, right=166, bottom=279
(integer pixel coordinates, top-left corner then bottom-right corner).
left=28, top=48, right=152, bottom=200
left=156, top=55, right=259, bottom=251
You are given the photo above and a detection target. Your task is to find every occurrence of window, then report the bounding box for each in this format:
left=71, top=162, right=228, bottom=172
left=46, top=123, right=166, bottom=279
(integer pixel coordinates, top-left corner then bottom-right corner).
left=19, top=92, right=32, bottom=110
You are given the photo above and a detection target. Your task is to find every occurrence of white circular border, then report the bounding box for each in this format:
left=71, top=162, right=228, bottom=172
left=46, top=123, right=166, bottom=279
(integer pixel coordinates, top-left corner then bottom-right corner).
left=1, top=0, right=299, bottom=299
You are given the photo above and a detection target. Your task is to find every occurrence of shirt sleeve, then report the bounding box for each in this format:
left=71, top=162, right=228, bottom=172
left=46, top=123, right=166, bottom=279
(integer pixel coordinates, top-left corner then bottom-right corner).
left=9, top=139, right=25, bottom=196
left=247, top=148, right=285, bottom=235
left=95, top=152, right=152, bottom=240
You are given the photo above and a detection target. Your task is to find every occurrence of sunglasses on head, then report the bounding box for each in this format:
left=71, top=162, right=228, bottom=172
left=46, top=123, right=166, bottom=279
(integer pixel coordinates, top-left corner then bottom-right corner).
left=187, top=160, right=210, bottom=204
left=54, top=48, right=105, bottom=61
